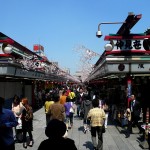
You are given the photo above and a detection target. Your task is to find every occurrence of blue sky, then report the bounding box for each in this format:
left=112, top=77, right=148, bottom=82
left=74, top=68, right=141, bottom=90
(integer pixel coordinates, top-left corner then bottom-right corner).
left=1, top=0, right=150, bottom=75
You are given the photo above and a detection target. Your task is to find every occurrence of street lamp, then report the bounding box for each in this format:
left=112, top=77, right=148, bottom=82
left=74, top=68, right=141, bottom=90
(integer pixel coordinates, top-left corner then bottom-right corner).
left=96, top=21, right=126, bottom=38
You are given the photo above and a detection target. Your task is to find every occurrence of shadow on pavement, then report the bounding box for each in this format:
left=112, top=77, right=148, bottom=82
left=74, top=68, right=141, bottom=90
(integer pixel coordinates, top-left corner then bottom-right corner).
left=83, top=141, right=93, bottom=150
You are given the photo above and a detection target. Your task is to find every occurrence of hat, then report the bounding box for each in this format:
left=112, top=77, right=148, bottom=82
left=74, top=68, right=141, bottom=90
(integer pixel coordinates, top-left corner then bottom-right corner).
left=45, top=119, right=66, bottom=138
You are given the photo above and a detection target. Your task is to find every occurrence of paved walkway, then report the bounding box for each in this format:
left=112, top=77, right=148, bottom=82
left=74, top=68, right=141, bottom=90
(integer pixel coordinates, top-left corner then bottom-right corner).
left=15, top=107, right=148, bottom=150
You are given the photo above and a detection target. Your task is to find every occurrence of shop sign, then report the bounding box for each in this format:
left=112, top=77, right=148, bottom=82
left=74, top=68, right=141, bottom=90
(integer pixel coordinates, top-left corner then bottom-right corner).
left=105, top=63, right=150, bottom=73
left=112, top=39, right=144, bottom=51
left=0, top=66, right=15, bottom=75
left=15, top=68, right=44, bottom=79
left=127, top=79, right=132, bottom=98
left=104, top=35, right=150, bottom=52
left=131, top=63, right=150, bottom=72
left=107, top=64, right=129, bottom=73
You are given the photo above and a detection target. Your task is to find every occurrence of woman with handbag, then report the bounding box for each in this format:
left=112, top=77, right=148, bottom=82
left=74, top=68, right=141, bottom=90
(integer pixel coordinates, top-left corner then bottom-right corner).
left=64, top=97, right=75, bottom=131
left=12, top=95, right=24, bottom=143
left=21, top=97, right=34, bottom=148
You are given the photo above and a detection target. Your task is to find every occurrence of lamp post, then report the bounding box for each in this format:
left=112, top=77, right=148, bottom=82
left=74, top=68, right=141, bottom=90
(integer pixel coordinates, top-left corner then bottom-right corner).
left=96, top=20, right=133, bottom=109
left=96, top=21, right=125, bottom=38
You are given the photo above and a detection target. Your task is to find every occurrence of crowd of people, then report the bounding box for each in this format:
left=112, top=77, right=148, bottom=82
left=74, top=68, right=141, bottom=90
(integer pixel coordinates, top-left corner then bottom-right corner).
left=0, top=84, right=147, bottom=150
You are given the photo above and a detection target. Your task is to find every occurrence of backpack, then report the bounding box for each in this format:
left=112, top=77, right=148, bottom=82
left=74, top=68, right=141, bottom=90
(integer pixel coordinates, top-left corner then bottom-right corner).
left=25, top=106, right=33, bottom=121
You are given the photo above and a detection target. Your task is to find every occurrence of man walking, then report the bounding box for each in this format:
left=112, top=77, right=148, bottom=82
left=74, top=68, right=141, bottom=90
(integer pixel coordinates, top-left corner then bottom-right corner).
left=130, top=94, right=143, bottom=134
left=48, top=93, right=65, bottom=122
left=87, top=99, right=106, bottom=150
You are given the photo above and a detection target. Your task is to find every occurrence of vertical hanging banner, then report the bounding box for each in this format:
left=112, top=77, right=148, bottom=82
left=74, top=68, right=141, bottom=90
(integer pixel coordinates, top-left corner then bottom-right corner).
left=127, top=78, right=132, bottom=107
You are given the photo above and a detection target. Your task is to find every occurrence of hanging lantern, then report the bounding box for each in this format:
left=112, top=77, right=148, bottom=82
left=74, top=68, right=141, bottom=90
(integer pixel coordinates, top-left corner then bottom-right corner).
left=104, top=43, right=113, bottom=51
left=3, top=46, right=13, bottom=54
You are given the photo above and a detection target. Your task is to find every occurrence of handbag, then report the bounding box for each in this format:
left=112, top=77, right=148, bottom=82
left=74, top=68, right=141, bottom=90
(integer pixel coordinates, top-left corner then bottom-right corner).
left=69, top=107, right=75, bottom=113
left=16, top=118, right=22, bottom=129
left=69, top=102, right=75, bottom=113
left=102, top=125, right=105, bottom=133
left=25, top=107, right=33, bottom=121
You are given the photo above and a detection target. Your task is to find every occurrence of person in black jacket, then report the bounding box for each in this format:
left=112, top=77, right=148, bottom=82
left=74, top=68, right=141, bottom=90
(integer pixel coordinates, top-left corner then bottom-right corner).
left=37, top=119, right=77, bottom=150
left=75, top=88, right=86, bottom=118
left=80, top=94, right=93, bottom=133
left=129, top=94, right=143, bottom=134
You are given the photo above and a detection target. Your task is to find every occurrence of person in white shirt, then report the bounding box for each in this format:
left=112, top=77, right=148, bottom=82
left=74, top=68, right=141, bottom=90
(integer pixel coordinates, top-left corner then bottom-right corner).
left=12, top=95, right=24, bottom=142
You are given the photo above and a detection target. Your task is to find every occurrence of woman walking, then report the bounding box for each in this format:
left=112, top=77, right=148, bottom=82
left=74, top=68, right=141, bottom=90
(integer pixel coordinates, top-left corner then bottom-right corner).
left=12, top=95, right=24, bottom=142
left=64, top=97, right=75, bottom=131
left=124, top=108, right=132, bottom=138
left=21, top=97, right=34, bottom=148
left=44, top=94, right=54, bottom=126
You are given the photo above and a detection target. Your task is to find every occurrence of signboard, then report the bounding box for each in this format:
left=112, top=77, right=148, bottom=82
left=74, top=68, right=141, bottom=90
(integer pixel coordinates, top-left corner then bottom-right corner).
left=15, top=68, right=44, bottom=79
left=111, top=39, right=144, bottom=51
left=104, top=35, right=150, bottom=53
left=33, top=44, right=44, bottom=51
left=104, top=63, right=150, bottom=74
left=107, top=64, right=129, bottom=73
left=127, top=78, right=132, bottom=107
left=0, top=66, right=16, bottom=75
